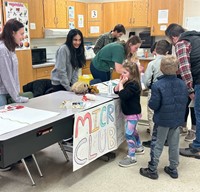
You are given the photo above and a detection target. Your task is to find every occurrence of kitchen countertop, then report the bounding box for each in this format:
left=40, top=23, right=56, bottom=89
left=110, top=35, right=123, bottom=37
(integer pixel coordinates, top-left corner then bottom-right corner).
left=32, top=62, right=55, bottom=68
left=139, top=56, right=155, bottom=60
left=32, top=57, right=93, bottom=69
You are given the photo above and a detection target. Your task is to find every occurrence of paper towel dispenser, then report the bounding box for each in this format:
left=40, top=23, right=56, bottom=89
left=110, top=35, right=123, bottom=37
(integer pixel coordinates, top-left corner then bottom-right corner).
left=139, top=31, right=155, bottom=48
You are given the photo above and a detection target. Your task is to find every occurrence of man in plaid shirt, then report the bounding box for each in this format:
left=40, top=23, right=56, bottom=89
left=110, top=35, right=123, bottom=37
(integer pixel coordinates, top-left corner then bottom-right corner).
left=165, top=23, right=200, bottom=159
left=93, top=24, right=126, bottom=54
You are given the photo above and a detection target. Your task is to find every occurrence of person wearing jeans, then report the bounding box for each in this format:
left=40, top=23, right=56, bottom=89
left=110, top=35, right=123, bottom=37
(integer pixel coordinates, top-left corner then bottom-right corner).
left=165, top=24, right=200, bottom=158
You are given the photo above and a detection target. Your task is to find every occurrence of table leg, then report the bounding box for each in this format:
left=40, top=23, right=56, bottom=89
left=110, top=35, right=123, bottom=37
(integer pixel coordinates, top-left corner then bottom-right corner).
left=58, top=141, right=70, bottom=162
left=31, top=154, right=43, bottom=177
left=21, top=158, right=36, bottom=186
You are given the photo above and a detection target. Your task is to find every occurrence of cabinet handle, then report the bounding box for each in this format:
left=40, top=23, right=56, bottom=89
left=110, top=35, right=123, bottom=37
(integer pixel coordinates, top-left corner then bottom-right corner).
left=129, top=18, right=132, bottom=24
left=132, top=18, right=135, bottom=24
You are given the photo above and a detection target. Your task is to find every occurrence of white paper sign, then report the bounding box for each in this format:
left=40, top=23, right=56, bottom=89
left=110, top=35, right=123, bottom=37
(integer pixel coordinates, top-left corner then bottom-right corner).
left=90, top=26, right=99, bottom=34
left=158, top=9, right=168, bottom=24
left=78, top=15, right=84, bottom=28
left=91, top=10, right=97, bottom=18
left=160, top=25, right=167, bottom=31
left=68, top=6, right=74, bottom=19
left=69, top=21, right=75, bottom=29
left=73, top=101, right=116, bottom=171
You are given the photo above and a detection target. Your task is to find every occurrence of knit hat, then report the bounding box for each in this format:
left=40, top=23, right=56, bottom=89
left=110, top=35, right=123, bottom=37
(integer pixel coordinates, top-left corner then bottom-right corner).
left=160, top=55, right=178, bottom=75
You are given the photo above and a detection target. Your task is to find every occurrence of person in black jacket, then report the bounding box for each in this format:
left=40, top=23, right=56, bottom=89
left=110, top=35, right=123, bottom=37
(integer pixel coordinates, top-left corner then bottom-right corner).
left=114, top=60, right=144, bottom=167
left=140, top=55, right=188, bottom=180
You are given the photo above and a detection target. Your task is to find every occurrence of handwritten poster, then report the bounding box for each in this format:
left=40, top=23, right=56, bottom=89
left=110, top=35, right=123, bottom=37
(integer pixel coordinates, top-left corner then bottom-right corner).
left=73, top=101, right=118, bottom=171
left=114, top=99, right=125, bottom=147
left=4, top=1, right=30, bottom=50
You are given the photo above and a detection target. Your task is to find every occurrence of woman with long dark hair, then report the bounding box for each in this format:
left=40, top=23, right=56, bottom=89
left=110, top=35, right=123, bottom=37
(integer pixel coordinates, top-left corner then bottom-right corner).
left=51, top=29, right=86, bottom=91
left=0, top=19, right=29, bottom=107
left=90, top=36, right=142, bottom=82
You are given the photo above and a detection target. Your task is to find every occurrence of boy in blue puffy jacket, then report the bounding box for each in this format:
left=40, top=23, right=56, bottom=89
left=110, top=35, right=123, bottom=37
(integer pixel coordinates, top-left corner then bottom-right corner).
left=140, top=55, right=188, bottom=179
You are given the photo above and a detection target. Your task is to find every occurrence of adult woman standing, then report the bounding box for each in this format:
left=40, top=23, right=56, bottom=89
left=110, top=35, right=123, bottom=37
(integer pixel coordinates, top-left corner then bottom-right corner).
left=90, top=36, right=142, bottom=82
left=51, top=29, right=86, bottom=91
left=0, top=19, right=29, bottom=107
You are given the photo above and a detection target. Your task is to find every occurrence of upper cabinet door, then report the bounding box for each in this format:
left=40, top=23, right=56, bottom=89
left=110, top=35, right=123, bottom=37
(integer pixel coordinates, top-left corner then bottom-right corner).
left=87, top=3, right=102, bottom=22
left=55, top=0, right=67, bottom=28
left=87, top=3, right=102, bottom=37
left=151, top=0, right=183, bottom=36
left=28, top=0, right=44, bottom=38
left=114, top=2, right=133, bottom=28
left=43, top=0, right=56, bottom=28
left=103, top=3, right=115, bottom=32
left=132, top=0, right=149, bottom=27
left=74, top=2, right=86, bottom=37
left=44, top=0, right=67, bottom=29
left=112, top=1, right=149, bottom=28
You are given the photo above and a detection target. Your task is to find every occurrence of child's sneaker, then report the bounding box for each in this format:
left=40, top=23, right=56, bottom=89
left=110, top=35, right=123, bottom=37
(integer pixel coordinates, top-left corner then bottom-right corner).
left=164, top=166, right=178, bottom=179
left=118, top=156, right=137, bottom=167
left=139, top=167, right=158, bottom=179
left=179, top=126, right=188, bottom=135
left=184, top=130, right=196, bottom=142
left=136, top=146, right=145, bottom=155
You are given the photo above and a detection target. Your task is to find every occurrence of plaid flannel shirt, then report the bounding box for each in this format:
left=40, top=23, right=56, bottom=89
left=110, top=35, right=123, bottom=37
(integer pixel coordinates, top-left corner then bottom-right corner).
left=175, top=40, right=194, bottom=93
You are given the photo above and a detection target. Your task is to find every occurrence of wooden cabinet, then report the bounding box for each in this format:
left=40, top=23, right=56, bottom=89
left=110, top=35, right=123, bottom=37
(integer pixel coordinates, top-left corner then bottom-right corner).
left=87, top=3, right=103, bottom=37
left=16, top=50, right=34, bottom=91
left=33, top=66, right=54, bottom=80
left=140, top=59, right=152, bottom=71
left=43, top=0, right=67, bottom=28
left=67, top=1, right=87, bottom=37
left=28, top=0, right=44, bottom=38
left=82, top=60, right=91, bottom=75
left=114, top=0, right=149, bottom=28
left=103, top=3, right=115, bottom=32
left=150, top=0, right=183, bottom=36
left=75, top=2, right=87, bottom=37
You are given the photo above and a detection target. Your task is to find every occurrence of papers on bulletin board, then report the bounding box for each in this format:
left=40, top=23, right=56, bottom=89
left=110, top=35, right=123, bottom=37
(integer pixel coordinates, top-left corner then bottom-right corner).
left=158, top=10, right=168, bottom=24
left=185, top=17, right=200, bottom=31
left=0, top=106, right=59, bottom=135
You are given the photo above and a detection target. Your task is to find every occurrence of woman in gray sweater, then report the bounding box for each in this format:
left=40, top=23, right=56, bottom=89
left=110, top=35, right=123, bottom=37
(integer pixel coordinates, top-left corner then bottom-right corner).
left=51, top=29, right=86, bottom=91
left=0, top=19, right=29, bottom=107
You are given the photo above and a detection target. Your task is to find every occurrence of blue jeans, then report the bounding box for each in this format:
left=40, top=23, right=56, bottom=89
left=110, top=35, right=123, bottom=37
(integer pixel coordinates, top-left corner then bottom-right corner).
left=0, top=94, right=8, bottom=107
left=90, top=62, right=110, bottom=82
left=193, top=84, right=200, bottom=149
